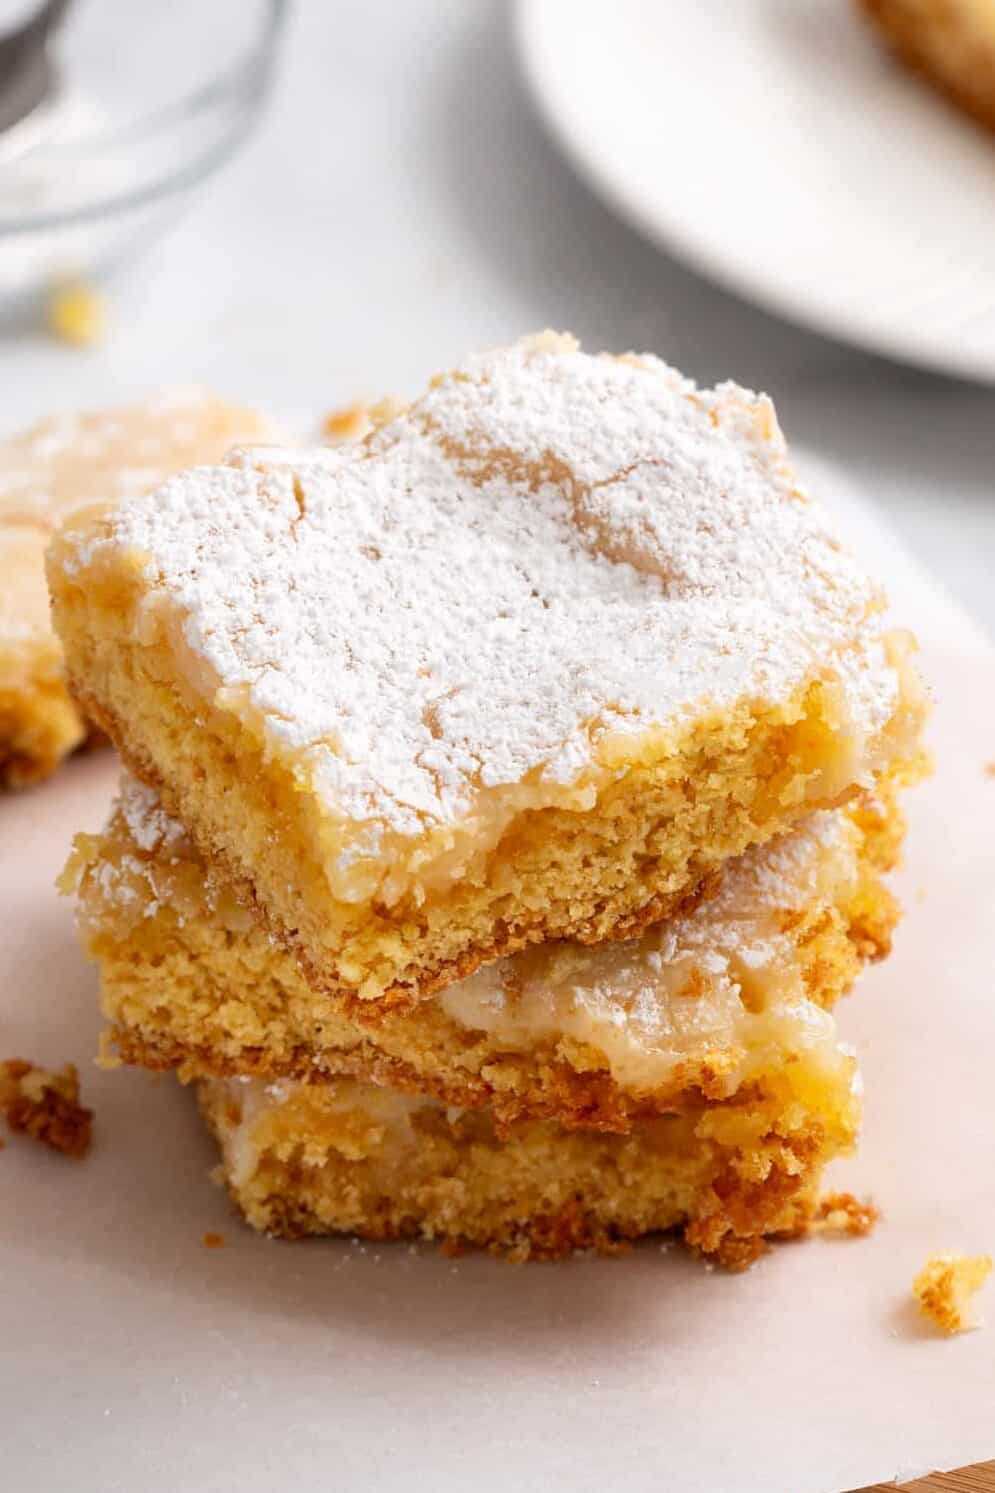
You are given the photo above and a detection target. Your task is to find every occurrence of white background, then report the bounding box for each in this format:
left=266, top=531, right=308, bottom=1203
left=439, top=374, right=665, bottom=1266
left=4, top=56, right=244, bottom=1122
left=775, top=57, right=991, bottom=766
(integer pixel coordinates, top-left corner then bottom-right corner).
left=1, top=0, right=992, bottom=631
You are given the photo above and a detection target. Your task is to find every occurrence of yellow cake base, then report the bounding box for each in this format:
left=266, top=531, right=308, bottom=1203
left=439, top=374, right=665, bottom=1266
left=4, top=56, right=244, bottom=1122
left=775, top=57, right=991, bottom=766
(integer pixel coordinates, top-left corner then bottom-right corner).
left=200, top=1067, right=859, bottom=1266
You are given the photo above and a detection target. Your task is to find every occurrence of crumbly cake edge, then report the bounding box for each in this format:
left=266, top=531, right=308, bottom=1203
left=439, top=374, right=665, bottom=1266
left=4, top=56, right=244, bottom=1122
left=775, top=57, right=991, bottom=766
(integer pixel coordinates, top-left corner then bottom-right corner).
left=105, top=1024, right=851, bottom=1139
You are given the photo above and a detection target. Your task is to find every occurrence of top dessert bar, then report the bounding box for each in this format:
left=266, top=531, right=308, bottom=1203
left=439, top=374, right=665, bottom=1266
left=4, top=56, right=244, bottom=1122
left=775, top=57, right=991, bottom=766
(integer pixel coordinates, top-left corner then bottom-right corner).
left=48, top=333, right=925, bottom=1005
left=0, top=392, right=271, bottom=787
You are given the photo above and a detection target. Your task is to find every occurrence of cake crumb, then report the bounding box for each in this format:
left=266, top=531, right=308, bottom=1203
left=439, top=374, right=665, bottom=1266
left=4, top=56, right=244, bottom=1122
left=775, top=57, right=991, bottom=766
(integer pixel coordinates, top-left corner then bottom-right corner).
left=812, top=1192, right=880, bottom=1238
left=985, top=761, right=995, bottom=778
left=320, top=401, right=371, bottom=444
left=913, top=1251, right=992, bottom=1334
left=0, top=1058, right=93, bottom=1158
left=320, top=396, right=405, bottom=445
left=202, top=1231, right=226, bottom=1249
left=712, top=1234, right=767, bottom=1271
left=46, top=281, right=106, bottom=347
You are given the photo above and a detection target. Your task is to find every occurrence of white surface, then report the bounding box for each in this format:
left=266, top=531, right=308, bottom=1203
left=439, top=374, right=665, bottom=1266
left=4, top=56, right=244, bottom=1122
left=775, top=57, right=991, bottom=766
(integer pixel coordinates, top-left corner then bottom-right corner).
left=518, top=0, right=995, bottom=384
left=2, top=460, right=994, bottom=1493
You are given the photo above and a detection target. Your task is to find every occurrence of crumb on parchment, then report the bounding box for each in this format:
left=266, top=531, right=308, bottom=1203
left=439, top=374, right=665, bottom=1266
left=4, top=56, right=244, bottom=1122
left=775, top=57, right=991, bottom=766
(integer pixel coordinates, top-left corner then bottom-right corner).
left=913, top=1251, right=992, bottom=1335
left=0, top=1058, right=93, bottom=1157
left=202, top=1232, right=226, bottom=1249
left=811, top=1192, right=880, bottom=1238
left=711, top=1234, right=767, bottom=1272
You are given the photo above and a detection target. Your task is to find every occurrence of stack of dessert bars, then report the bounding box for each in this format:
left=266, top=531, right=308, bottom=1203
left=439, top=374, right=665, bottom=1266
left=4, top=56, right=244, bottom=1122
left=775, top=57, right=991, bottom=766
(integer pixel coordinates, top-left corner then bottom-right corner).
left=52, top=335, right=926, bottom=1266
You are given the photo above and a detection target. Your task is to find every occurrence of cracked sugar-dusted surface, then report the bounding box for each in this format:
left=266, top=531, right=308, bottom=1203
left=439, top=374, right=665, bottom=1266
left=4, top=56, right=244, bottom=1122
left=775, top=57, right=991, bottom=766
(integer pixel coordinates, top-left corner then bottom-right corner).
left=70, top=334, right=899, bottom=838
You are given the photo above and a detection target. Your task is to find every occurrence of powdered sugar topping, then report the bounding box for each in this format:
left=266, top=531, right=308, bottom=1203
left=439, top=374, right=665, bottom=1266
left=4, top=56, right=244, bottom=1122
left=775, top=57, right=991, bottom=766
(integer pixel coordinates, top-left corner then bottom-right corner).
left=70, top=335, right=900, bottom=838
left=118, top=774, right=186, bottom=854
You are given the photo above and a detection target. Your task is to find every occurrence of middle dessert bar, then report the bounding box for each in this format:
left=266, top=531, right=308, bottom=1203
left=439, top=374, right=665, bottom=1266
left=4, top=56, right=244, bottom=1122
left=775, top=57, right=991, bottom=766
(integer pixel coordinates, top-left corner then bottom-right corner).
left=49, top=335, right=924, bottom=1006
left=68, top=770, right=903, bottom=1133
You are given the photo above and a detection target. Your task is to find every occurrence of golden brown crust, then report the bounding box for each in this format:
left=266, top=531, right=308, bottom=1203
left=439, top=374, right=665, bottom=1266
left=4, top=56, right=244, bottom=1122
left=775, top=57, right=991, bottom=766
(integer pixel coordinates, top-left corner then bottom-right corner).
left=1, top=395, right=271, bottom=789
left=858, top=0, right=995, bottom=133
left=0, top=1058, right=93, bottom=1158
left=93, top=854, right=897, bottom=1137
left=108, top=1021, right=774, bottom=1136
left=244, top=1193, right=644, bottom=1261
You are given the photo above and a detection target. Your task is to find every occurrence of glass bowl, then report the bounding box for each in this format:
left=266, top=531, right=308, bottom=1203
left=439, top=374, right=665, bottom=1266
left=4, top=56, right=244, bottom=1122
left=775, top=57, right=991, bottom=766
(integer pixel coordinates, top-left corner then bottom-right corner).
left=0, top=0, right=287, bottom=303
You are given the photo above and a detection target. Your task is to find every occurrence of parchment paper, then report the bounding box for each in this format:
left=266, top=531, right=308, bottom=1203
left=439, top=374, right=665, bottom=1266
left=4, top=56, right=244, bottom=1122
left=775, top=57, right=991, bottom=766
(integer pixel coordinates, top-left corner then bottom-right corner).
left=1, top=460, right=992, bottom=1492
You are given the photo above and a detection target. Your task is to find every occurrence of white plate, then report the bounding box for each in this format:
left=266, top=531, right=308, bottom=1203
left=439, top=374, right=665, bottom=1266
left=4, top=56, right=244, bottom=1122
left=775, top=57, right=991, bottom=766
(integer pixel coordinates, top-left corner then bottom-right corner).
left=516, top=0, right=995, bottom=383
left=3, top=461, right=995, bottom=1493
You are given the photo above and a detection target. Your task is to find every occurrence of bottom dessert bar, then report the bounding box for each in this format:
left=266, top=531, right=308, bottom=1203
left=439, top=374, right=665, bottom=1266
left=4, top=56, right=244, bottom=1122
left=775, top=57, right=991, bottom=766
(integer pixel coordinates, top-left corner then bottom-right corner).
left=0, top=528, right=85, bottom=789
left=199, top=1045, right=860, bottom=1266
left=0, top=393, right=272, bottom=790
